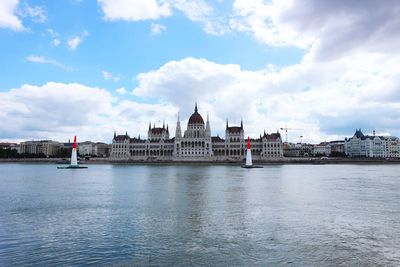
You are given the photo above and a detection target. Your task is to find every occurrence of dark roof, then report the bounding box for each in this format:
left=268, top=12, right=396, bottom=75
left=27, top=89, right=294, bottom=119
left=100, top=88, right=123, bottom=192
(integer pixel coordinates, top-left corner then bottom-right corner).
left=362, top=136, right=384, bottom=141
left=262, top=132, right=281, bottom=141
left=351, top=129, right=386, bottom=141
left=354, top=129, right=365, bottom=138
left=227, top=126, right=242, bottom=133
left=211, top=136, right=225, bottom=142
left=114, top=135, right=129, bottom=141
left=130, top=138, right=146, bottom=143
left=188, top=103, right=204, bottom=124
left=150, top=127, right=167, bottom=134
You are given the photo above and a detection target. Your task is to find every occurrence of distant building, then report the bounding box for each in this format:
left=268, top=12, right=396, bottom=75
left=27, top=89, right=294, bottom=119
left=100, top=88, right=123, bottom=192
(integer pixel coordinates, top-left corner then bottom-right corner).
left=111, top=103, right=283, bottom=161
left=384, top=136, right=400, bottom=158
left=313, top=142, right=331, bottom=156
left=20, top=140, right=62, bottom=157
left=284, top=143, right=313, bottom=157
left=345, top=129, right=400, bottom=158
left=329, top=140, right=345, bottom=156
left=94, top=142, right=110, bottom=157
left=0, top=143, right=20, bottom=154
left=79, top=141, right=95, bottom=156
left=78, top=141, right=110, bottom=157
left=0, top=142, right=17, bottom=149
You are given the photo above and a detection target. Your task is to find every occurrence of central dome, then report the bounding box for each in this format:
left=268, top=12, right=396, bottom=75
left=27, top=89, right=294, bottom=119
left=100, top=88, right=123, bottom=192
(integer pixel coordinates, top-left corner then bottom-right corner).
left=188, top=103, right=204, bottom=124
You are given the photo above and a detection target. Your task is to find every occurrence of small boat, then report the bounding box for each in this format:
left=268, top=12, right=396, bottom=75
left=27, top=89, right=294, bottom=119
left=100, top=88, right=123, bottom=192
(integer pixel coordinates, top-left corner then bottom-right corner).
left=57, top=136, right=88, bottom=169
left=241, top=165, right=263, bottom=169
left=57, top=165, right=88, bottom=169
left=241, top=136, right=263, bottom=168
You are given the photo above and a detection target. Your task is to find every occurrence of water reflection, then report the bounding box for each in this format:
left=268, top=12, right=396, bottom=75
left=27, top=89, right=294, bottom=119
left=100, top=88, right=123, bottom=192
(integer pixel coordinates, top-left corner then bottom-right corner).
left=0, top=164, right=399, bottom=266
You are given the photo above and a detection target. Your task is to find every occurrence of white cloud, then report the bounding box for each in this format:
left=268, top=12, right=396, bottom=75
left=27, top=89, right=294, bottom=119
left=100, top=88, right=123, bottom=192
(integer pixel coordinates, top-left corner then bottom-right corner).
left=4, top=53, right=400, bottom=143
left=0, top=1, right=47, bottom=31
left=98, top=0, right=171, bottom=21
left=67, top=31, right=89, bottom=50
left=25, top=55, right=72, bottom=71
left=0, top=82, right=178, bottom=142
left=230, top=0, right=313, bottom=48
left=47, top=28, right=61, bottom=46
left=116, top=87, right=127, bottom=95
left=52, top=38, right=61, bottom=46
left=171, top=0, right=227, bottom=35
left=0, top=0, right=24, bottom=31
left=102, top=70, right=120, bottom=82
left=230, top=0, right=400, bottom=61
left=150, top=22, right=166, bottom=35
left=98, top=0, right=228, bottom=35
left=18, top=3, right=47, bottom=23
left=132, top=56, right=400, bottom=143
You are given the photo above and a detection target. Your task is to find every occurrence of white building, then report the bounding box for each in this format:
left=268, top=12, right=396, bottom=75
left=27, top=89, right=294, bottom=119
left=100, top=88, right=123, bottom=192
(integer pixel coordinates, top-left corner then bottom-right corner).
left=345, top=129, right=400, bottom=158
left=79, top=141, right=95, bottom=156
left=313, top=142, right=331, bottom=156
left=329, top=141, right=345, bottom=156
left=20, top=140, right=62, bottom=157
left=111, top=103, right=283, bottom=161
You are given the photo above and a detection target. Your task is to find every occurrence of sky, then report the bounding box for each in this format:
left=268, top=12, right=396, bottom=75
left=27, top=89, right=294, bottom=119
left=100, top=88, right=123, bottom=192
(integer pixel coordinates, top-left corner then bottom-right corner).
left=1, top=0, right=400, bottom=143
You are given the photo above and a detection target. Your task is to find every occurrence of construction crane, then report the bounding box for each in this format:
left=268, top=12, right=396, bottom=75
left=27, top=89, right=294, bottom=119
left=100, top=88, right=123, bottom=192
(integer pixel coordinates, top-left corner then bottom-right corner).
left=280, top=126, right=302, bottom=143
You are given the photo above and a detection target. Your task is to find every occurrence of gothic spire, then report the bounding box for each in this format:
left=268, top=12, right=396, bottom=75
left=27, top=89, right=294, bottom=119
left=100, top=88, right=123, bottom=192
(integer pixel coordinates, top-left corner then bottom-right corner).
left=206, top=112, right=211, bottom=136
left=194, top=102, right=198, bottom=113
left=175, top=112, right=182, bottom=139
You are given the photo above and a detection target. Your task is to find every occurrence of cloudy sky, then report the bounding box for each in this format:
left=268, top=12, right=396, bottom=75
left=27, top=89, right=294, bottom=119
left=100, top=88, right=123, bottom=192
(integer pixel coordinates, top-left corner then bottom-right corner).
left=1, top=0, right=399, bottom=143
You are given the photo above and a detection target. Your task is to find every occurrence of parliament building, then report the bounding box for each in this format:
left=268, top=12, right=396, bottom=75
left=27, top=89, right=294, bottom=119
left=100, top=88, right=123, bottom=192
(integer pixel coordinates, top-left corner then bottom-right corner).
left=110, top=104, right=283, bottom=161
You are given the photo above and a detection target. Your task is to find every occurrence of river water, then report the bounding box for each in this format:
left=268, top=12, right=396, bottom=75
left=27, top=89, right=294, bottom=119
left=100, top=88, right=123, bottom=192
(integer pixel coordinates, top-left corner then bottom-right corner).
left=0, top=163, right=399, bottom=266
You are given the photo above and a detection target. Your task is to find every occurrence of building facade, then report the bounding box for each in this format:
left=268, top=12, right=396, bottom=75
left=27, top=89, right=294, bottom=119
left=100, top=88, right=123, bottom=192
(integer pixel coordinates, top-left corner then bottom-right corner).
left=20, top=140, right=62, bottom=157
left=78, top=141, right=110, bottom=157
left=329, top=140, right=345, bottom=156
left=345, top=129, right=400, bottom=158
left=110, top=104, right=284, bottom=161
left=313, top=142, right=331, bottom=156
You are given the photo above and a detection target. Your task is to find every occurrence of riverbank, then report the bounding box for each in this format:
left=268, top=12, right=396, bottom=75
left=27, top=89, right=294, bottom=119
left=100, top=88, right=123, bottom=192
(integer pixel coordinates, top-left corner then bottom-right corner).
left=2, top=157, right=400, bottom=165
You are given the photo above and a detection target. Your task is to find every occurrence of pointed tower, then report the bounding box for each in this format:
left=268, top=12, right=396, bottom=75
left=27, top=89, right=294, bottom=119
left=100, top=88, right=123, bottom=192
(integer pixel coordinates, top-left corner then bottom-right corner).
left=148, top=122, right=152, bottom=140
left=166, top=124, right=170, bottom=139
left=206, top=112, right=211, bottom=137
left=175, top=112, right=182, bottom=139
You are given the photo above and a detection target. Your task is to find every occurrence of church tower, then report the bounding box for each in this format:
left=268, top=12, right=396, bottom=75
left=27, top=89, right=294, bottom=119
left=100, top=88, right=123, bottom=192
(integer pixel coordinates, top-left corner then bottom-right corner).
left=175, top=112, right=182, bottom=140
left=206, top=113, right=211, bottom=138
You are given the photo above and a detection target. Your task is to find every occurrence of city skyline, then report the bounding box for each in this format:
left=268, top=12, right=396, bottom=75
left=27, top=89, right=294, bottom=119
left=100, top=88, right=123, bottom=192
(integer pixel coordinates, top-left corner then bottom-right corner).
left=1, top=0, right=400, bottom=143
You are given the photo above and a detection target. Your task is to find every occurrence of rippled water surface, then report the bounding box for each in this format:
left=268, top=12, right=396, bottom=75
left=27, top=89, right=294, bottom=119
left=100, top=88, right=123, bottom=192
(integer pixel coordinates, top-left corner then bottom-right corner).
left=0, top=163, right=400, bottom=266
